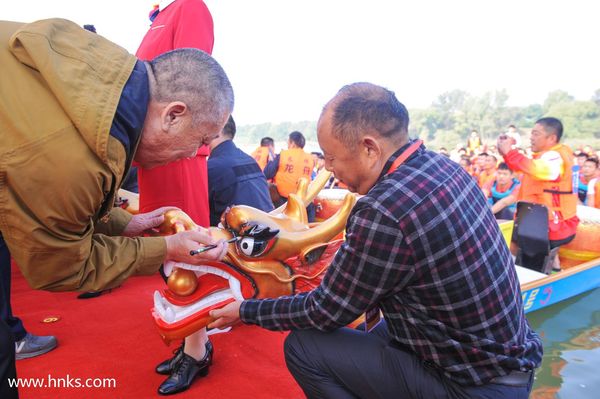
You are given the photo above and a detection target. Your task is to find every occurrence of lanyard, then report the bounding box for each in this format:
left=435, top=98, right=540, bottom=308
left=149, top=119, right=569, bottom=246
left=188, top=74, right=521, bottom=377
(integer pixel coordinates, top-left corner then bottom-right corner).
left=386, top=139, right=423, bottom=175
left=364, top=139, right=423, bottom=333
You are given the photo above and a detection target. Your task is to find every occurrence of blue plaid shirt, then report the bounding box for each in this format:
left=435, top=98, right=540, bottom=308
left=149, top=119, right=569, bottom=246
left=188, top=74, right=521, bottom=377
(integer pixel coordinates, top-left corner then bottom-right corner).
left=240, top=141, right=543, bottom=386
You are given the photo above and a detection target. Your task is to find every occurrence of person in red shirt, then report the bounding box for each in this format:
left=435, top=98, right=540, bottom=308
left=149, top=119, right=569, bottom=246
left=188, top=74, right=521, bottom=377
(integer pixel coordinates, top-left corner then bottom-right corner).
left=136, top=0, right=218, bottom=395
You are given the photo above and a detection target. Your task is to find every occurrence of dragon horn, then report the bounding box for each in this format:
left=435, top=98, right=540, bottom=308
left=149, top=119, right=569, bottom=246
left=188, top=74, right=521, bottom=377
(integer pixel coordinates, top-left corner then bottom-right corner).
left=271, top=169, right=333, bottom=215
left=283, top=193, right=309, bottom=224
left=284, top=193, right=357, bottom=249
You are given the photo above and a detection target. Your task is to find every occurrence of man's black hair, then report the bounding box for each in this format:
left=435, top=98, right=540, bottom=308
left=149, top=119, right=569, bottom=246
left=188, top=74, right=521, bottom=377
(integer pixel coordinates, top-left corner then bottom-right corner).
left=222, top=115, right=236, bottom=139
left=289, top=131, right=306, bottom=148
left=497, top=162, right=512, bottom=172
left=330, top=83, right=409, bottom=147
left=260, top=137, right=274, bottom=147
left=585, top=156, right=599, bottom=168
left=536, top=117, right=564, bottom=142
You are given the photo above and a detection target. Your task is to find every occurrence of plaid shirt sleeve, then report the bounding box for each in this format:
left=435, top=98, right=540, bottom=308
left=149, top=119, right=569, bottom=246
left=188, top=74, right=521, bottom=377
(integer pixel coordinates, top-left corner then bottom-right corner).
left=240, top=202, right=408, bottom=331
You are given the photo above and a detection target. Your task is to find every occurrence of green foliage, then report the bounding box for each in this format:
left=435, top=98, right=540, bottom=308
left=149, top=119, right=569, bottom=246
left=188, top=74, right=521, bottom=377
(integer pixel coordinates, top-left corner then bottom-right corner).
left=237, top=89, right=600, bottom=150
left=411, top=89, right=600, bottom=149
left=545, top=100, right=600, bottom=139
left=236, top=120, right=317, bottom=145
left=543, top=90, right=574, bottom=113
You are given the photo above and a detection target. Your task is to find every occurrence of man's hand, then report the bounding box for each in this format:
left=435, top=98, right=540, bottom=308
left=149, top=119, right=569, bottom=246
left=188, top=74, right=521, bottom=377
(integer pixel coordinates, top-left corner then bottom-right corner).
left=497, top=134, right=515, bottom=156
left=164, top=229, right=228, bottom=265
left=122, top=206, right=178, bottom=237
left=208, top=300, right=243, bottom=330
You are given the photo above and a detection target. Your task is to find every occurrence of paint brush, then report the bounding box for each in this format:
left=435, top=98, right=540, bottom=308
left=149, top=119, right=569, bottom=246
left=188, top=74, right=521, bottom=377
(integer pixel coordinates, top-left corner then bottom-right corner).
left=189, top=236, right=240, bottom=256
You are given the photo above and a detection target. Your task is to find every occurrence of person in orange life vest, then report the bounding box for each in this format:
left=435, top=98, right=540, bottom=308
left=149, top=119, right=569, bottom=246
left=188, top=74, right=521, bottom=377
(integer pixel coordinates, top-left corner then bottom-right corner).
left=482, top=163, right=521, bottom=220
left=477, top=153, right=497, bottom=189
left=264, top=131, right=316, bottom=219
left=467, top=130, right=482, bottom=155
left=251, top=136, right=275, bottom=172
left=498, top=117, right=579, bottom=272
left=136, top=0, right=219, bottom=395
left=584, top=157, right=600, bottom=208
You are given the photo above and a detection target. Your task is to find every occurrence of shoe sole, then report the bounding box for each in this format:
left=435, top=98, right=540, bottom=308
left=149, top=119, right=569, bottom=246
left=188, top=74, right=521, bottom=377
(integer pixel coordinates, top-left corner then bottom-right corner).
left=157, top=369, right=210, bottom=396
left=16, top=342, right=58, bottom=360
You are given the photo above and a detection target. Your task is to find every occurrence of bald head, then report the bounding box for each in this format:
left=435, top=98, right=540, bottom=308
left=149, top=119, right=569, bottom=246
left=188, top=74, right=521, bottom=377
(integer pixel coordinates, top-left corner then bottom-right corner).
left=148, top=48, right=234, bottom=127
left=322, top=82, right=409, bottom=148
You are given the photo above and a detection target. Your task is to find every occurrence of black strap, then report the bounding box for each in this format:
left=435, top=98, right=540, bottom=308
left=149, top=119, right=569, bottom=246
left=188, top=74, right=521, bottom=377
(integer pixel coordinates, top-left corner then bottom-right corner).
left=543, top=189, right=572, bottom=195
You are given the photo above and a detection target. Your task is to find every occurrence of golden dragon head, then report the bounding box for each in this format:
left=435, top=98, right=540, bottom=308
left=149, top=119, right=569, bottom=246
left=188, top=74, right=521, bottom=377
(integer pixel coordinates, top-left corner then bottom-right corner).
left=151, top=170, right=356, bottom=344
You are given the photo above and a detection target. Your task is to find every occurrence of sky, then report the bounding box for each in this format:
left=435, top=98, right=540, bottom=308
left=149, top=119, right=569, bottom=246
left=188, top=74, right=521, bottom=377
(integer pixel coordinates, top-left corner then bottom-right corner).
left=4, top=0, right=599, bottom=126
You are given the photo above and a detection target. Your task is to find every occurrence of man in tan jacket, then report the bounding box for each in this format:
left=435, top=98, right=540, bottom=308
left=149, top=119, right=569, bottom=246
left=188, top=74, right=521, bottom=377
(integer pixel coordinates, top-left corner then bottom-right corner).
left=0, top=18, right=233, bottom=399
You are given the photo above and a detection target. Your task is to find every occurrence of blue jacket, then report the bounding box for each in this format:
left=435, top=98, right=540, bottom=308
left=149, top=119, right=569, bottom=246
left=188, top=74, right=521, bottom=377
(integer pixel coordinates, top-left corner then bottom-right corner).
left=208, top=140, right=274, bottom=225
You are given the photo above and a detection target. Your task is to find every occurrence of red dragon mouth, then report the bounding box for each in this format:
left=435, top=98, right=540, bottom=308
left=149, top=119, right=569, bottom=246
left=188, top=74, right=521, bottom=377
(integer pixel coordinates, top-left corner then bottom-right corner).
left=152, top=260, right=255, bottom=343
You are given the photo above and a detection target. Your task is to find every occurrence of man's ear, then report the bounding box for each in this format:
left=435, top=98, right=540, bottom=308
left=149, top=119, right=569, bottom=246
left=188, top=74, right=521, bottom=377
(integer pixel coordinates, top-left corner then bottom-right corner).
left=361, top=136, right=382, bottom=159
left=160, top=101, right=188, bottom=130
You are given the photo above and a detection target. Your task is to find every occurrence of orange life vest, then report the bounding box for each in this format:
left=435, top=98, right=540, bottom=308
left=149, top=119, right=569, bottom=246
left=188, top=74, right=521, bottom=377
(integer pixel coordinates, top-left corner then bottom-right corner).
left=517, top=144, right=578, bottom=222
left=274, top=148, right=314, bottom=197
left=251, top=146, right=270, bottom=171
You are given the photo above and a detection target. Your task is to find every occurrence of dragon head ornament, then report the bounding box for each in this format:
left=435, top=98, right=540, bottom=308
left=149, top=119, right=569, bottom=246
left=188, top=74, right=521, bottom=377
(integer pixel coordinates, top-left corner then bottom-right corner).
left=152, top=171, right=356, bottom=344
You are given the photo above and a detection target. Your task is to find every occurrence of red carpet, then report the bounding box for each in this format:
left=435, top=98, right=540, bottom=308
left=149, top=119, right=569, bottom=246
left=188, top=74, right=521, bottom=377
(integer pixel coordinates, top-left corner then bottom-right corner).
left=11, top=263, right=304, bottom=398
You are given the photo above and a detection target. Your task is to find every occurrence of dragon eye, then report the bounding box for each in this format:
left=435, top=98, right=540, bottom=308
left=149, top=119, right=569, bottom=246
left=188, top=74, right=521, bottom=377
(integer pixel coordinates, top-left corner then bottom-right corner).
left=238, top=237, right=268, bottom=257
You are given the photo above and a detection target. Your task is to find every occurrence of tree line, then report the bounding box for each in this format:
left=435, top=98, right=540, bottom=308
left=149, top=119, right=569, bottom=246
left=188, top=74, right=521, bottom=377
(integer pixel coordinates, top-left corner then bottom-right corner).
left=236, top=89, right=600, bottom=151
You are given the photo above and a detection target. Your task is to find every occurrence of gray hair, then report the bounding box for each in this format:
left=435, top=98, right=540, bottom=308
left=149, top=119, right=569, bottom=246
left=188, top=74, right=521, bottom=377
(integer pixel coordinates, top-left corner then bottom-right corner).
left=326, top=82, right=409, bottom=148
left=148, top=48, right=234, bottom=126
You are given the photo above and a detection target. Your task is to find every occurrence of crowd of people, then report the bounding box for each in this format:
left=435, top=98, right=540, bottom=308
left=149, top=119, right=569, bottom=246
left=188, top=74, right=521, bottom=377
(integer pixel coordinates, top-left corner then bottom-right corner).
left=438, top=121, right=596, bottom=273
left=439, top=128, right=600, bottom=221
left=1, top=1, right=556, bottom=398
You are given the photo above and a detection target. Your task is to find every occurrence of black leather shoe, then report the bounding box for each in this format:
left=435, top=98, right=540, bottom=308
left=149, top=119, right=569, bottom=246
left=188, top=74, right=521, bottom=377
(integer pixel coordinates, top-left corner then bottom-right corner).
left=77, top=287, right=117, bottom=299
left=157, top=350, right=212, bottom=395
left=156, top=340, right=213, bottom=375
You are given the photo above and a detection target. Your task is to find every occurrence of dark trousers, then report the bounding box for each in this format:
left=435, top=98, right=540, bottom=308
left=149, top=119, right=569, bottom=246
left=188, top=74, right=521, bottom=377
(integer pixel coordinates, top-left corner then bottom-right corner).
left=0, top=319, right=18, bottom=399
left=0, top=233, right=21, bottom=398
left=284, top=321, right=533, bottom=399
left=0, top=233, right=26, bottom=341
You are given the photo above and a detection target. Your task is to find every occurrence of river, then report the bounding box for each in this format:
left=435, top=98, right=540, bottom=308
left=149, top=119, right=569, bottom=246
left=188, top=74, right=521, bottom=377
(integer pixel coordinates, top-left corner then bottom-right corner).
left=527, top=287, right=600, bottom=398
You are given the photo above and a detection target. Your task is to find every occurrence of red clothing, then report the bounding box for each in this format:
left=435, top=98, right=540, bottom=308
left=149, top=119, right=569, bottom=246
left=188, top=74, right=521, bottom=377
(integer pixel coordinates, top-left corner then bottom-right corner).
left=136, top=0, right=214, bottom=226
